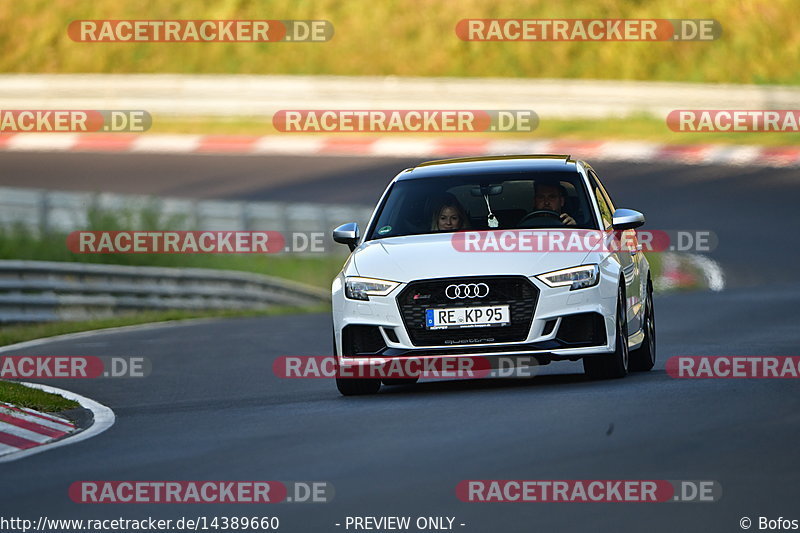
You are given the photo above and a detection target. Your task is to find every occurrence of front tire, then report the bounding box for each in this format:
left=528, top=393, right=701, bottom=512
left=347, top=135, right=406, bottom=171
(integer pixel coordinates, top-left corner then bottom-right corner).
left=382, top=377, right=419, bottom=386
left=583, top=288, right=629, bottom=380
left=629, top=281, right=656, bottom=372
left=336, top=377, right=382, bottom=395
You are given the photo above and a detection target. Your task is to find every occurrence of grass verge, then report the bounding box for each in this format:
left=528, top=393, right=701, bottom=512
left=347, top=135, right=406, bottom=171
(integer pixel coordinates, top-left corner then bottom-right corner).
left=644, top=252, right=662, bottom=285
left=3, top=0, right=799, bottom=84
left=0, top=381, right=80, bottom=412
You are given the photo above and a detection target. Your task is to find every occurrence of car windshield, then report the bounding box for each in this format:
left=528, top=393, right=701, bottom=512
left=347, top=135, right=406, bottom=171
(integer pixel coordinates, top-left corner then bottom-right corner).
left=366, top=171, right=598, bottom=240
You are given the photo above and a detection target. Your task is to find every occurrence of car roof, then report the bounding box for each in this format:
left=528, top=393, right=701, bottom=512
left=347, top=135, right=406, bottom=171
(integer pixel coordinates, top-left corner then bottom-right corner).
left=397, top=154, right=587, bottom=180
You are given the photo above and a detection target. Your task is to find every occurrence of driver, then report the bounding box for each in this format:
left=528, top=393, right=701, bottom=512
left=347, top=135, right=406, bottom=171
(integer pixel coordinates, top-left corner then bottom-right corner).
left=431, top=197, right=470, bottom=231
left=533, top=183, right=577, bottom=226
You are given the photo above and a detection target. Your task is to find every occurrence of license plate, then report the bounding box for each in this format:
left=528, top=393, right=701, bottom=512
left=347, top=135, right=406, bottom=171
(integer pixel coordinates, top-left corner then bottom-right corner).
left=425, top=305, right=510, bottom=330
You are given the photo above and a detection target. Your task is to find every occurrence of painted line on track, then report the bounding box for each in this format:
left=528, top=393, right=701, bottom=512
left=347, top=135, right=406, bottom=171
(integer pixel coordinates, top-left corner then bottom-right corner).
left=0, top=383, right=114, bottom=463
left=0, top=317, right=220, bottom=355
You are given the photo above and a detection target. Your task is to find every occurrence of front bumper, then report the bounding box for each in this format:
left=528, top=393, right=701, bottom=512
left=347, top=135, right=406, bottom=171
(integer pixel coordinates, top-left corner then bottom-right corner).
left=332, top=273, right=619, bottom=367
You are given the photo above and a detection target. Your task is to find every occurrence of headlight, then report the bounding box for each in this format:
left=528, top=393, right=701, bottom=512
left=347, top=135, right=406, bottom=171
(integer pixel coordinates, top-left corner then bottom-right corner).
left=344, top=277, right=400, bottom=301
left=536, top=264, right=600, bottom=290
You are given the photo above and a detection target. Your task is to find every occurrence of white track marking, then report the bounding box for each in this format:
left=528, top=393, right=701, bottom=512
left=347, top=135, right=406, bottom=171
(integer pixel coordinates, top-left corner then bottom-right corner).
left=0, top=383, right=115, bottom=463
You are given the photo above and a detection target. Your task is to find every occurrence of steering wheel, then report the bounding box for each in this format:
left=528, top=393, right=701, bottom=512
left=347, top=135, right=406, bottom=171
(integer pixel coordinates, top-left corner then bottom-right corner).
left=517, top=210, right=564, bottom=228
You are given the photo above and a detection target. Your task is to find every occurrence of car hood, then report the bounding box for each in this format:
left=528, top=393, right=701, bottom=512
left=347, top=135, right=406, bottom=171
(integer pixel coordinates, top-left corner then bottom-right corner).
left=351, top=232, right=593, bottom=282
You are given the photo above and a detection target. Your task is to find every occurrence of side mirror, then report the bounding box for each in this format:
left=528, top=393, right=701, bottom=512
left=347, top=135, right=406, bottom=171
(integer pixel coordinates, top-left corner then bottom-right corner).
left=611, top=209, right=645, bottom=230
left=333, top=222, right=360, bottom=251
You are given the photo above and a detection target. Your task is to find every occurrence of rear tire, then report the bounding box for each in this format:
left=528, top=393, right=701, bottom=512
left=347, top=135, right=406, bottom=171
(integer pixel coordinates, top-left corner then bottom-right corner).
left=583, top=288, right=629, bottom=380
left=629, top=282, right=656, bottom=372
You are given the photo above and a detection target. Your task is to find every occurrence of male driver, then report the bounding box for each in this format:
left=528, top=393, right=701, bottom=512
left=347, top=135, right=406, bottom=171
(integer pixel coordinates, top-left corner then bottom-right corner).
left=533, top=183, right=577, bottom=226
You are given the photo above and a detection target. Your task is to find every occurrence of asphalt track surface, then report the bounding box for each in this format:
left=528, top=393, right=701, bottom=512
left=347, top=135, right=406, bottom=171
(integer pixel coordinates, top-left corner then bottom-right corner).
left=1, top=152, right=799, bottom=532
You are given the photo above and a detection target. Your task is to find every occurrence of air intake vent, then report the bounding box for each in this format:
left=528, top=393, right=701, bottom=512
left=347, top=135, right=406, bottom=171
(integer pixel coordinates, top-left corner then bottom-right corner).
left=556, top=313, right=606, bottom=346
left=542, top=319, right=557, bottom=336
left=342, top=325, right=386, bottom=356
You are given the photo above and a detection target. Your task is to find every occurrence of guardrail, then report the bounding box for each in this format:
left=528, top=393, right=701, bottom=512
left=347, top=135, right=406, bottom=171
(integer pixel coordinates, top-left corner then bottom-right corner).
left=0, top=186, right=373, bottom=253
left=0, top=260, right=331, bottom=323
left=1, top=74, right=798, bottom=119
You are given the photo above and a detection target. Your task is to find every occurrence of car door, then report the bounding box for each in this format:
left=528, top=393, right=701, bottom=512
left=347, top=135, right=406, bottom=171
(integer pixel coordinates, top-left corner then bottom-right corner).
left=588, top=170, right=642, bottom=335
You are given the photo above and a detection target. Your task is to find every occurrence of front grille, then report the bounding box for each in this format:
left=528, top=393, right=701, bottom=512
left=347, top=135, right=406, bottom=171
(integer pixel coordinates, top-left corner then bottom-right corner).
left=397, top=276, right=538, bottom=347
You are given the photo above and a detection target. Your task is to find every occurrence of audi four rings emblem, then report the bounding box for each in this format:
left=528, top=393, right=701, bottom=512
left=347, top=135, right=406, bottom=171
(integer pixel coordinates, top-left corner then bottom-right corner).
left=445, top=283, right=490, bottom=299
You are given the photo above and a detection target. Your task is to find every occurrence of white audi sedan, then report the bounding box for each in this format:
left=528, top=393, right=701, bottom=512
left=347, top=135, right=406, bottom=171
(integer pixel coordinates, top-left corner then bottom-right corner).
left=331, top=155, right=655, bottom=395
